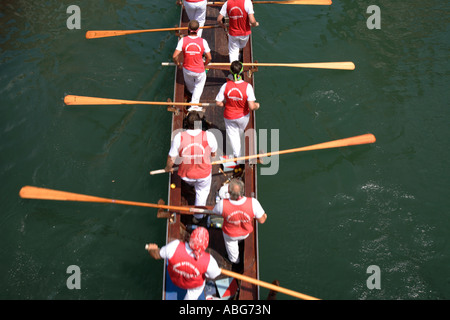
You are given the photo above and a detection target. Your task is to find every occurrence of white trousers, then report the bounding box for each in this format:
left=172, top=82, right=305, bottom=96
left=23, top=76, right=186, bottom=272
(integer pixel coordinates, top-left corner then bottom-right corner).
left=223, top=232, right=248, bottom=264
left=184, top=1, right=207, bottom=37
left=224, top=114, right=250, bottom=160
left=183, top=68, right=207, bottom=106
left=184, top=282, right=206, bottom=300
left=182, top=174, right=211, bottom=219
left=228, top=35, right=250, bottom=62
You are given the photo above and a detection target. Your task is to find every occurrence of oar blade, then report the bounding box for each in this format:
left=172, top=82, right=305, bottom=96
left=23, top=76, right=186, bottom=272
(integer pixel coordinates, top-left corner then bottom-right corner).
left=19, top=186, right=107, bottom=203
left=86, top=31, right=117, bottom=39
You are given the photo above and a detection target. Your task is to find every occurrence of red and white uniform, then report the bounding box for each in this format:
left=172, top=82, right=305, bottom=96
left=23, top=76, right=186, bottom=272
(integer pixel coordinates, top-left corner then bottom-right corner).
left=177, top=130, right=212, bottom=180
left=222, top=197, right=255, bottom=237
left=223, top=79, right=250, bottom=120
left=168, top=241, right=210, bottom=289
left=160, top=240, right=221, bottom=300
left=216, top=79, right=256, bottom=159
left=219, top=0, right=255, bottom=62
left=175, top=35, right=211, bottom=105
left=213, top=196, right=265, bottom=263
left=181, top=36, right=206, bottom=73
left=226, top=0, right=251, bottom=37
left=169, top=129, right=217, bottom=218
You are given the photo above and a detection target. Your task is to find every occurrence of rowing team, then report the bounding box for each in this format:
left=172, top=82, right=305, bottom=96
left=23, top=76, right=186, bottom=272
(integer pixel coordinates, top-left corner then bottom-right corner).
left=145, top=1, right=266, bottom=300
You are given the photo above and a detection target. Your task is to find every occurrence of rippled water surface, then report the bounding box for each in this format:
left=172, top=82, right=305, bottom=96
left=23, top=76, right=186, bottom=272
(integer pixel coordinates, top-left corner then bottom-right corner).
left=1, top=0, right=449, bottom=299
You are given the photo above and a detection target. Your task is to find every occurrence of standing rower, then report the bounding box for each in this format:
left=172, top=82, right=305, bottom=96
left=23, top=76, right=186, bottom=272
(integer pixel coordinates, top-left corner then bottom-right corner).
left=213, top=179, right=267, bottom=269
left=173, top=20, right=212, bottom=111
left=217, top=0, right=259, bottom=62
left=215, top=60, right=260, bottom=160
left=146, top=227, right=221, bottom=300
left=165, top=111, right=217, bottom=222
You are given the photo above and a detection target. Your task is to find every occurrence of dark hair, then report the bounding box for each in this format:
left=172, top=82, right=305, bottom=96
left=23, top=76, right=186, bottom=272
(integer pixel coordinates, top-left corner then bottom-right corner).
left=185, top=111, right=202, bottom=129
left=230, top=60, right=243, bottom=76
left=188, top=20, right=199, bottom=34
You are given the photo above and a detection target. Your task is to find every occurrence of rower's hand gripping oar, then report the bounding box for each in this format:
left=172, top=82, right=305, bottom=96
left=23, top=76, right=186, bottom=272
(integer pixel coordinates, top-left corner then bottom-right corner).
left=18, top=186, right=215, bottom=215
left=149, top=133, right=376, bottom=175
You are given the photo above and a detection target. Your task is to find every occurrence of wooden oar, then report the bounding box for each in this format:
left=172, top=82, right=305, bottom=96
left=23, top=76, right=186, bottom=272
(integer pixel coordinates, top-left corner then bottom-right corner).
left=64, top=95, right=215, bottom=107
left=149, top=133, right=376, bottom=175
left=19, top=186, right=214, bottom=214
left=86, top=25, right=220, bottom=39
left=162, top=61, right=355, bottom=70
left=208, top=0, right=332, bottom=5
left=220, top=269, right=320, bottom=300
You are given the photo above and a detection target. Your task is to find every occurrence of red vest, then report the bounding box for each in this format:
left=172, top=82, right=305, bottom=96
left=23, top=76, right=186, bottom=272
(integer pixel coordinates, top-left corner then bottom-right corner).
left=227, top=0, right=251, bottom=37
left=182, top=36, right=205, bottom=73
left=223, top=80, right=250, bottom=120
left=222, top=197, right=254, bottom=237
left=178, top=131, right=212, bottom=179
left=168, top=242, right=211, bottom=289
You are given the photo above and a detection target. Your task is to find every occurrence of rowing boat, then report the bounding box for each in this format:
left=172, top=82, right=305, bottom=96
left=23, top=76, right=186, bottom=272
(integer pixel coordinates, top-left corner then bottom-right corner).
left=160, top=3, right=260, bottom=300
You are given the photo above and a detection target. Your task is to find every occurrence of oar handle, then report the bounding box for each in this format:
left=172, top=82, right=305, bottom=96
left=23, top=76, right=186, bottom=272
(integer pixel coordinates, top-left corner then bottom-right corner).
left=149, top=167, right=179, bottom=175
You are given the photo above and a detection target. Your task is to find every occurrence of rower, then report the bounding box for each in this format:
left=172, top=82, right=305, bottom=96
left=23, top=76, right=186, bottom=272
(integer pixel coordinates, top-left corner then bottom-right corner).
left=165, top=111, right=217, bottom=222
left=217, top=0, right=259, bottom=62
left=172, top=19, right=212, bottom=112
left=146, top=226, right=221, bottom=300
left=215, top=60, right=260, bottom=161
left=180, top=0, right=207, bottom=37
left=212, top=179, right=267, bottom=271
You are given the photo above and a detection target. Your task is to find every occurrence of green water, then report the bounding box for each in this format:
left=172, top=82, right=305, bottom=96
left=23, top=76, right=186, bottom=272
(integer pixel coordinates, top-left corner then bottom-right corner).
left=1, top=1, right=448, bottom=300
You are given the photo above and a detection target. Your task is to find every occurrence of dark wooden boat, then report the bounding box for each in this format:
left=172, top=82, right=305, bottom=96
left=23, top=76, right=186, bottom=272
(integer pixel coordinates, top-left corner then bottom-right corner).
left=159, top=3, right=259, bottom=300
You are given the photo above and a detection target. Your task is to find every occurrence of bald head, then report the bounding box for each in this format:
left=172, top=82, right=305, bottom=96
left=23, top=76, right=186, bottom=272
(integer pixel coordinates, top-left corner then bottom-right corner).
left=228, top=179, right=244, bottom=200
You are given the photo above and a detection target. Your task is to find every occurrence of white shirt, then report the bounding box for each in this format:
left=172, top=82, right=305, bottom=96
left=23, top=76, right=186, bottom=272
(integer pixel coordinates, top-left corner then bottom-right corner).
left=159, top=240, right=221, bottom=280
left=169, top=129, right=218, bottom=158
left=215, top=80, right=256, bottom=103
left=212, top=196, right=265, bottom=219
left=219, top=0, right=255, bottom=17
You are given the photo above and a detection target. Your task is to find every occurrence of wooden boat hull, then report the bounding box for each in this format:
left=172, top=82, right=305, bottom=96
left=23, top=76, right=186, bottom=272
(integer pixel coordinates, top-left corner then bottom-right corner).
left=162, top=4, right=259, bottom=300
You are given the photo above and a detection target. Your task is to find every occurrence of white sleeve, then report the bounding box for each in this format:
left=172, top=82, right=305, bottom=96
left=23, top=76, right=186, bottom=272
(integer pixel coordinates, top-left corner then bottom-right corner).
left=219, top=3, right=227, bottom=17
left=245, top=0, right=255, bottom=15
left=246, top=83, right=256, bottom=101
left=203, top=39, right=211, bottom=53
left=206, top=131, right=218, bottom=153
left=215, top=83, right=227, bottom=102
left=252, top=198, right=265, bottom=219
left=212, top=200, right=223, bottom=215
left=159, top=240, right=180, bottom=260
left=175, top=38, right=183, bottom=52
left=168, top=132, right=181, bottom=158
left=205, top=255, right=222, bottom=279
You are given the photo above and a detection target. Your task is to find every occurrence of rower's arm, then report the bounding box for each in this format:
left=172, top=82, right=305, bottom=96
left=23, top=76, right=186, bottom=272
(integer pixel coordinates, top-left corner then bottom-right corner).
left=172, top=50, right=182, bottom=67
left=249, top=14, right=259, bottom=27
left=248, top=101, right=260, bottom=111
left=257, top=213, right=267, bottom=224
left=165, top=156, right=175, bottom=173
left=146, top=244, right=162, bottom=260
